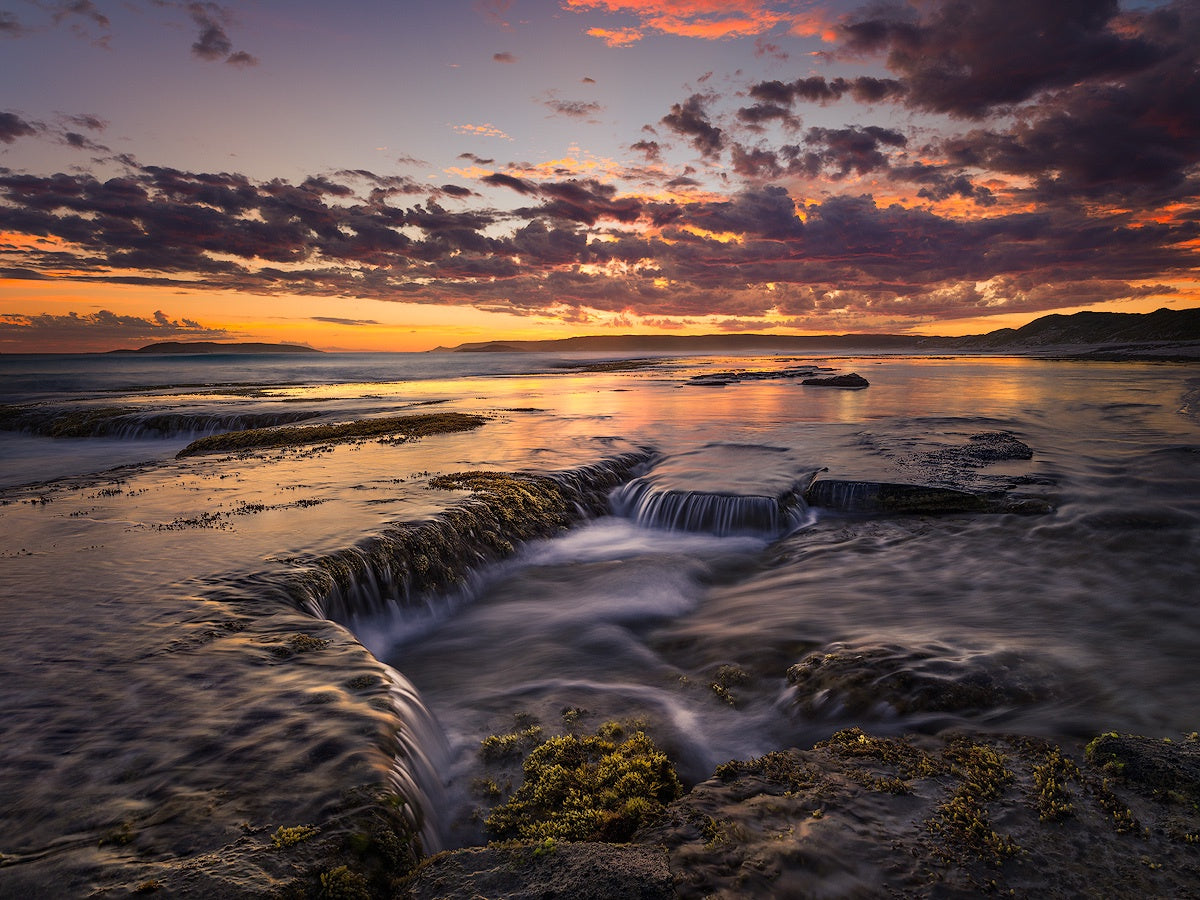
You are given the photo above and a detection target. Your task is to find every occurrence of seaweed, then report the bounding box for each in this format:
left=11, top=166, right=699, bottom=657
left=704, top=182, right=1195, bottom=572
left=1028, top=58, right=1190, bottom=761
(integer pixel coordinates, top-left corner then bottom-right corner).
left=484, top=723, right=682, bottom=842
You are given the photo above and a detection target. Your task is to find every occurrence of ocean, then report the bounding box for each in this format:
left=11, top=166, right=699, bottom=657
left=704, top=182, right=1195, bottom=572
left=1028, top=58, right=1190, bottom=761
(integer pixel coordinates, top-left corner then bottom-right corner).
left=1, top=349, right=1198, bottom=893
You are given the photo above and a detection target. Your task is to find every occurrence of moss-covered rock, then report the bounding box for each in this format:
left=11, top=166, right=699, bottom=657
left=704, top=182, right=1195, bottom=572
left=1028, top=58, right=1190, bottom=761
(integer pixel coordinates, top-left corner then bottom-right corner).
left=176, top=412, right=488, bottom=457
left=483, top=724, right=683, bottom=843
left=296, top=453, right=651, bottom=621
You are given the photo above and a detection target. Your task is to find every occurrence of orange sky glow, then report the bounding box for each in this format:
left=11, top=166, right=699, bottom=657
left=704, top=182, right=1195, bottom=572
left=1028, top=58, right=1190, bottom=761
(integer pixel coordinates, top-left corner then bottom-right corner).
left=2, top=0, right=1197, bottom=352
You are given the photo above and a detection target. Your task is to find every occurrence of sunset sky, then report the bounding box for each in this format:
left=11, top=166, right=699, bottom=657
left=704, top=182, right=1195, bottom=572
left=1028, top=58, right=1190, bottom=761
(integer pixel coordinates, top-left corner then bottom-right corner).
left=2, top=0, right=1198, bottom=352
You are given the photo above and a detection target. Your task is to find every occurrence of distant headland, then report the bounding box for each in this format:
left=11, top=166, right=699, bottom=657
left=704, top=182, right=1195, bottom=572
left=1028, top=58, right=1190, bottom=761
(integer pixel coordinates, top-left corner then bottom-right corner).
left=108, top=341, right=322, bottom=355
left=433, top=307, right=1200, bottom=361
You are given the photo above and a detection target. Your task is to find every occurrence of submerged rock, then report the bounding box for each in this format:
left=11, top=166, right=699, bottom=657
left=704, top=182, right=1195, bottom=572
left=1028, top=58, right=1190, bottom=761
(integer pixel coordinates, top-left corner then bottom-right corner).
left=786, top=643, right=1046, bottom=718
left=801, top=372, right=869, bottom=388
left=805, top=478, right=1051, bottom=514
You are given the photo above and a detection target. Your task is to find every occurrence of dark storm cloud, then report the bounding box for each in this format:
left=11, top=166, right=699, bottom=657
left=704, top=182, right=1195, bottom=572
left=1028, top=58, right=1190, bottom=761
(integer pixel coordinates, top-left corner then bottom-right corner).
left=837, top=0, right=1161, bottom=118
left=747, top=76, right=906, bottom=107
left=0, top=152, right=1195, bottom=326
left=660, top=94, right=724, bottom=159
left=0, top=111, right=38, bottom=143
left=928, top=4, right=1200, bottom=206
left=520, top=179, right=642, bottom=226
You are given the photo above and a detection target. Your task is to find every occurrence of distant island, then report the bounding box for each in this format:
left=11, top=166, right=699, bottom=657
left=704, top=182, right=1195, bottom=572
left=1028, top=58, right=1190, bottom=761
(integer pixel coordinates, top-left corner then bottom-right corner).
left=108, top=341, right=322, bottom=355
left=434, top=307, right=1200, bottom=360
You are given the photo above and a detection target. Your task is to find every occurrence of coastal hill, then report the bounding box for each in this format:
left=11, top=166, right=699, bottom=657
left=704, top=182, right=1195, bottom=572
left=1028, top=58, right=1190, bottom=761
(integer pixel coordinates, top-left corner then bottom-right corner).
left=108, top=341, right=322, bottom=355
left=435, top=306, right=1200, bottom=357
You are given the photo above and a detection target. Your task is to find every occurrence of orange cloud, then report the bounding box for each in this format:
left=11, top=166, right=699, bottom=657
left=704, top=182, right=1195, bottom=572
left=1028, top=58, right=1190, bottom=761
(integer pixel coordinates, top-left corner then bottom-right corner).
left=586, top=26, right=642, bottom=46
left=564, top=0, right=835, bottom=43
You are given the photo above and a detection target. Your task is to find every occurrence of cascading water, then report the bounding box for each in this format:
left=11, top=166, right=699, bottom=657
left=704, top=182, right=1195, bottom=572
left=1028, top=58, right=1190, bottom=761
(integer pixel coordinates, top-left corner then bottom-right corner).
left=290, top=451, right=653, bottom=625
left=609, top=444, right=821, bottom=538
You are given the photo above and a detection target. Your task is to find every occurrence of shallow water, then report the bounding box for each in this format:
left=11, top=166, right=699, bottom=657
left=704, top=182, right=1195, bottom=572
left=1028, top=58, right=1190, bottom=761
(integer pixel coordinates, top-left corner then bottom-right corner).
left=1, top=351, right=1198, bottom=884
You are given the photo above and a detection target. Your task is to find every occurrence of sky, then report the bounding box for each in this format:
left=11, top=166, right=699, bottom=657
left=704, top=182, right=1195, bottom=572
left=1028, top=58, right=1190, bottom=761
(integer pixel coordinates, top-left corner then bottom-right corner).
left=1, top=0, right=1198, bottom=352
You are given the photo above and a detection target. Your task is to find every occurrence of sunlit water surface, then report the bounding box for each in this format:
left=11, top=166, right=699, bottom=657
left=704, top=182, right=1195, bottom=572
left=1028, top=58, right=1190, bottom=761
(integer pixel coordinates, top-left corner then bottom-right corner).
left=2, top=352, right=1198, bottom=876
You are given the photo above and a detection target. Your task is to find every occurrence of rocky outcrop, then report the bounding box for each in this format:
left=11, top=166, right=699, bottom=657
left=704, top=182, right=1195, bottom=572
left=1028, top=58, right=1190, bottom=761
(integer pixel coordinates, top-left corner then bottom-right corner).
left=804, top=478, right=1052, bottom=514
left=801, top=372, right=870, bottom=388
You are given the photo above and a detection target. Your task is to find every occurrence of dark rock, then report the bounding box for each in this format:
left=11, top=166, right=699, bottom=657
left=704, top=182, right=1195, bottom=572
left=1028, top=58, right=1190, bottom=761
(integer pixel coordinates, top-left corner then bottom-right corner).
left=1086, top=732, right=1200, bottom=800
left=405, top=842, right=675, bottom=900
left=962, top=431, right=1034, bottom=461
left=806, top=479, right=994, bottom=514
left=786, top=643, right=1046, bottom=717
left=801, top=372, right=870, bottom=388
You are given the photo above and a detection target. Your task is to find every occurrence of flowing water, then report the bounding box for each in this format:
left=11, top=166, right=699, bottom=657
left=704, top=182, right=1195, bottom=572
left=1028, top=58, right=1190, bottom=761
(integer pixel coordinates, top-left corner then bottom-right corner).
left=1, top=350, right=1198, bottom=887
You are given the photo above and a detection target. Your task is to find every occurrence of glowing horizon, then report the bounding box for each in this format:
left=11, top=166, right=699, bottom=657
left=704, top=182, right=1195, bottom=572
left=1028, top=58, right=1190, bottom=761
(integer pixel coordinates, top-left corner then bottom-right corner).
left=2, top=0, right=1197, bottom=353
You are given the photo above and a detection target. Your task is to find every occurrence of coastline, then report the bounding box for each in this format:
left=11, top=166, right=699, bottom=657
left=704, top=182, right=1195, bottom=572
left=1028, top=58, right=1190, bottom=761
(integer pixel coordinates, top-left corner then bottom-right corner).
left=1, top=352, right=1198, bottom=897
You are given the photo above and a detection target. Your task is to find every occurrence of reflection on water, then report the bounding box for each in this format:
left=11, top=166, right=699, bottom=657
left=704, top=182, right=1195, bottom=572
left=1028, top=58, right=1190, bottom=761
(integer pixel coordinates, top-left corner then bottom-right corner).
left=1, top=352, right=1198, bottom=878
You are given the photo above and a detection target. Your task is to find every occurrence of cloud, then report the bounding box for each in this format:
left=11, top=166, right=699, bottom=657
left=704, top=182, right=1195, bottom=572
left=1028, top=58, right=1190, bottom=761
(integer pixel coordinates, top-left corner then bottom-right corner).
left=836, top=0, right=1161, bottom=119
left=0, top=309, right=229, bottom=350
left=0, top=11, right=25, bottom=36
left=493, top=51, right=517, bottom=63
left=661, top=94, right=724, bottom=159
left=453, top=123, right=514, bottom=141
left=585, top=26, right=642, bottom=47
left=63, top=131, right=110, bottom=152
left=311, top=317, right=382, bottom=326
left=62, top=113, right=107, bottom=131
left=0, top=111, right=39, bottom=144
left=564, top=1, right=833, bottom=43
left=481, top=172, right=539, bottom=194
left=543, top=95, right=603, bottom=120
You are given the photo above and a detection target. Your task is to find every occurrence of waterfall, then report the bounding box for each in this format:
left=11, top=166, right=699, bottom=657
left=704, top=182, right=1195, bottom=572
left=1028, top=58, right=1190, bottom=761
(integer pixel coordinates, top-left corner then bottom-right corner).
left=291, top=451, right=654, bottom=623
left=611, top=479, right=812, bottom=538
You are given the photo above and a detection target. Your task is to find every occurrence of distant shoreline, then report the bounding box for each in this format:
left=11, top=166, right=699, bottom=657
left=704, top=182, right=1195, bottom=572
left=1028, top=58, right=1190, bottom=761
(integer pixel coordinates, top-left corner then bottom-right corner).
left=107, top=341, right=322, bottom=355
left=432, top=307, right=1200, bottom=362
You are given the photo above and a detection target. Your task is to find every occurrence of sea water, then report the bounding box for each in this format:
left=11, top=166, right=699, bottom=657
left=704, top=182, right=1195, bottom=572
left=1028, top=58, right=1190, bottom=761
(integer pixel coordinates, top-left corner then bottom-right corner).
left=1, top=351, right=1198, bottom=886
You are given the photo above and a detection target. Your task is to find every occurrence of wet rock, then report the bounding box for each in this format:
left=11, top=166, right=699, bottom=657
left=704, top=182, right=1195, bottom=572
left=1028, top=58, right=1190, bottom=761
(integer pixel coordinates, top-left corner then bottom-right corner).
left=807, top=479, right=995, bottom=514
left=637, top=730, right=1200, bottom=898
left=405, top=842, right=675, bottom=900
left=786, top=643, right=1046, bottom=718
left=961, top=431, right=1034, bottom=461
left=802, top=372, right=870, bottom=388
left=1086, top=732, right=1200, bottom=801
left=295, top=452, right=653, bottom=621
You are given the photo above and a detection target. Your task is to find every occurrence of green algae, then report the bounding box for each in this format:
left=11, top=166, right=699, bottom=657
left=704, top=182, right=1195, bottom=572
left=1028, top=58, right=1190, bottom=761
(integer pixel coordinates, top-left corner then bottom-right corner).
left=1031, top=745, right=1081, bottom=822
left=484, top=723, right=683, bottom=843
left=928, top=738, right=1020, bottom=866
left=273, top=825, right=319, bottom=848
left=479, top=725, right=545, bottom=762
left=176, top=412, right=488, bottom=457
